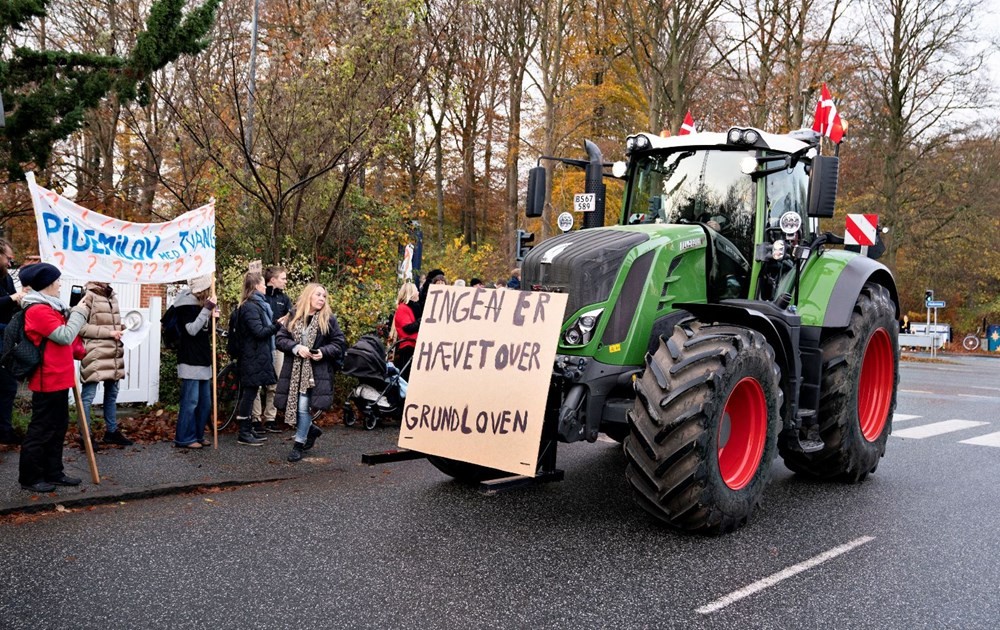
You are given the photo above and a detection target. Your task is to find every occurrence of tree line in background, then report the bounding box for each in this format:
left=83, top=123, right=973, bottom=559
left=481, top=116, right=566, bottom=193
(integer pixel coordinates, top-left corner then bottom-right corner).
left=1, top=0, right=998, bottom=337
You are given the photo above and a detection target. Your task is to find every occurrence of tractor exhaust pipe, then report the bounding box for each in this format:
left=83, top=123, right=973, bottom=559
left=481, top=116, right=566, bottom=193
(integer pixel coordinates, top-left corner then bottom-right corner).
left=583, top=140, right=606, bottom=230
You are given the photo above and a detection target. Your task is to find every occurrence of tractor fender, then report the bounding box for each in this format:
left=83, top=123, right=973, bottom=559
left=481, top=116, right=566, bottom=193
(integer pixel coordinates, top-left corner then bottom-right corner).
left=821, top=256, right=899, bottom=328
left=674, top=302, right=796, bottom=387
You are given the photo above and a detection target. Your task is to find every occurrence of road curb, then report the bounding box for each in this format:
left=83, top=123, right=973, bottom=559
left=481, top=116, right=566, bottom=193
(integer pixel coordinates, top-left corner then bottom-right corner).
left=0, top=475, right=296, bottom=517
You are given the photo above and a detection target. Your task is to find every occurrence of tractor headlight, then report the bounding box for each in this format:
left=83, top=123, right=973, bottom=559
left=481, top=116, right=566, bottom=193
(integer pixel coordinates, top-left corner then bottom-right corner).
left=727, top=128, right=742, bottom=144
left=562, top=308, right=604, bottom=347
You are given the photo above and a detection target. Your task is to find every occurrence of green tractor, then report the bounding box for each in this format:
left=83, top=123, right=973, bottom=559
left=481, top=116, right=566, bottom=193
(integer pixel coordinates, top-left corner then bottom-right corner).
left=506, top=127, right=900, bottom=533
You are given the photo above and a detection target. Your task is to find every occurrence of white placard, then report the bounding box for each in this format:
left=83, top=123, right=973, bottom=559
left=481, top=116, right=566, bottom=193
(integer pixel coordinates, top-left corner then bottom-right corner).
left=574, top=193, right=596, bottom=213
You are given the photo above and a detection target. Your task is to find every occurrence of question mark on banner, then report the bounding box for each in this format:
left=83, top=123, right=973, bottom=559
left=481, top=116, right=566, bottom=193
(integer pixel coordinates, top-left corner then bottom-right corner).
left=194, top=255, right=203, bottom=272
left=161, top=262, right=171, bottom=276
left=112, top=260, right=123, bottom=280
left=86, top=255, right=98, bottom=274
left=147, top=262, right=158, bottom=280
left=133, top=263, right=143, bottom=282
left=176, top=258, right=185, bottom=274
left=53, top=252, right=66, bottom=268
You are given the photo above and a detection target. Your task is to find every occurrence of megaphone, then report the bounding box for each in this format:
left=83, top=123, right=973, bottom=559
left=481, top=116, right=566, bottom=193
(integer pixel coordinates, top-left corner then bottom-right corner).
left=122, top=310, right=145, bottom=332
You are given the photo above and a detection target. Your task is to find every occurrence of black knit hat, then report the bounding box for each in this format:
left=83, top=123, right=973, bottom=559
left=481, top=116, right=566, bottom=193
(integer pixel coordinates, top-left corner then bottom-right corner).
left=18, top=262, right=61, bottom=291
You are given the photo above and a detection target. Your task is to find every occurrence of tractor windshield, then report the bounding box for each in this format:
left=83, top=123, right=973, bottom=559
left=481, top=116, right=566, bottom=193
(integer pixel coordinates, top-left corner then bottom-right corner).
left=624, top=149, right=757, bottom=258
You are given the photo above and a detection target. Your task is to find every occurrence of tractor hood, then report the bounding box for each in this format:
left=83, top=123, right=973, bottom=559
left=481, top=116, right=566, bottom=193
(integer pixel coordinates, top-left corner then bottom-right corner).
left=522, top=228, right=650, bottom=322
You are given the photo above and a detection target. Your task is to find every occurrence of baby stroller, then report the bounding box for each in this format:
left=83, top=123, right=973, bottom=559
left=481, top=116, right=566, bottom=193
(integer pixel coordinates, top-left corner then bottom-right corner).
left=341, top=333, right=409, bottom=430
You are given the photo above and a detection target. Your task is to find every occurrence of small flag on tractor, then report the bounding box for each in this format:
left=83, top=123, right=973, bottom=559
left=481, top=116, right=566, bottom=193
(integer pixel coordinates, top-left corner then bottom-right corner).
left=679, top=110, right=696, bottom=135
left=844, top=214, right=878, bottom=246
left=812, top=83, right=845, bottom=143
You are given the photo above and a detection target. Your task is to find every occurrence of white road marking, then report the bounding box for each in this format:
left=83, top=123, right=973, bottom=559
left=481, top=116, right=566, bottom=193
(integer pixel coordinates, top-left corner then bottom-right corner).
left=959, top=432, right=1000, bottom=448
left=695, top=536, right=875, bottom=615
left=892, top=420, right=989, bottom=439
left=957, top=394, right=999, bottom=400
left=900, top=389, right=932, bottom=394
left=892, top=414, right=920, bottom=423
left=596, top=434, right=617, bottom=444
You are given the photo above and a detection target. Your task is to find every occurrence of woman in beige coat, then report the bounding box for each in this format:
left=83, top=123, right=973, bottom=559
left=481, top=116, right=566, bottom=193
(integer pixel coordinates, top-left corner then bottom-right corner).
left=79, top=281, right=132, bottom=446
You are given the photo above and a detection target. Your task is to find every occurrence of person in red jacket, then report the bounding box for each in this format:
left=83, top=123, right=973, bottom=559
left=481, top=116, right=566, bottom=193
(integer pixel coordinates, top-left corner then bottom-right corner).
left=16, top=263, right=91, bottom=493
left=392, top=281, right=419, bottom=381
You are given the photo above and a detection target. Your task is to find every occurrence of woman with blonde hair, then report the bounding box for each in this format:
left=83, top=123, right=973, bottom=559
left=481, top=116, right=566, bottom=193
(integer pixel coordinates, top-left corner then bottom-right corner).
left=232, top=272, right=281, bottom=446
left=274, top=283, right=346, bottom=462
left=392, top=281, right=420, bottom=380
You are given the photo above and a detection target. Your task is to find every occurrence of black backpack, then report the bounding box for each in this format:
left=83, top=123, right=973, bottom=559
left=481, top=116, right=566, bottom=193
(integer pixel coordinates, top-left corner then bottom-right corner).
left=226, top=308, right=241, bottom=358
left=161, top=305, right=182, bottom=350
left=1, top=304, right=49, bottom=380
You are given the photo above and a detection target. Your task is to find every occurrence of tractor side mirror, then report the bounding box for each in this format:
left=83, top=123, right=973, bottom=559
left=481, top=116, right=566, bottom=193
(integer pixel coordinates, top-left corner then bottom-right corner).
left=526, top=166, right=546, bottom=218
left=807, top=155, right=838, bottom=218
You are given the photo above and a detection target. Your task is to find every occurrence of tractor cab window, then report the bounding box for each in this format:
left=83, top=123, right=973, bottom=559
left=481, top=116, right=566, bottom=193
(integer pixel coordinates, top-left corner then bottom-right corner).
left=625, top=149, right=757, bottom=262
left=765, top=160, right=809, bottom=239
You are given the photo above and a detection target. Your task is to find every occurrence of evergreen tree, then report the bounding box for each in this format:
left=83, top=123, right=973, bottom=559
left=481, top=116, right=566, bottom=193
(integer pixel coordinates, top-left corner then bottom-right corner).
left=0, top=0, right=220, bottom=180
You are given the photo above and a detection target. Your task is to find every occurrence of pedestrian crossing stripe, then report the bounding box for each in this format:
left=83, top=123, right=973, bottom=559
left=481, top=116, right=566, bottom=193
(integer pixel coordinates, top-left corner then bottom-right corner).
left=959, top=432, right=1000, bottom=448
left=893, top=414, right=920, bottom=423
left=892, top=419, right=989, bottom=440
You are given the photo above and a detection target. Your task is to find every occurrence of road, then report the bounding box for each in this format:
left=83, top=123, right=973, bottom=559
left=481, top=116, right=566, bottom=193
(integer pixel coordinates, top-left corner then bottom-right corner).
left=1, top=355, right=999, bottom=629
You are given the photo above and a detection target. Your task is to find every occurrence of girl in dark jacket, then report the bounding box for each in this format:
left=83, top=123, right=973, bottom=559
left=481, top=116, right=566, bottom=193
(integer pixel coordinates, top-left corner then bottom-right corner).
left=274, top=283, right=346, bottom=462
left=172, top=275, right=217, bottom=448
left=233, top=272, right=283, bottom=446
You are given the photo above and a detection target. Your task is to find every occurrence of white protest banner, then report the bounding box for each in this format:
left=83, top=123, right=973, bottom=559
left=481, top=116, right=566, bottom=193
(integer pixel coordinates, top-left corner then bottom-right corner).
left=26, top=172, right=215, bottom=283
left=398, top=285, right=567, bottom=476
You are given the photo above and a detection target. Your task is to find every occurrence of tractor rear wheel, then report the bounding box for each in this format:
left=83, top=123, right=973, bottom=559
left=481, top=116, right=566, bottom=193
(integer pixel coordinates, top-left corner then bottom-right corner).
left=779, top=282, right=899, bottom=482
left=625, top=320, right=782, bottom=534
left=427, top=457, right=507, bottom=483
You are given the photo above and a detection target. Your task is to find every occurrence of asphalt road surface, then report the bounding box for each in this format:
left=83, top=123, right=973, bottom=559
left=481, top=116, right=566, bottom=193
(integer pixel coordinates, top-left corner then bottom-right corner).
left=2, top=355, right=998, bottom=629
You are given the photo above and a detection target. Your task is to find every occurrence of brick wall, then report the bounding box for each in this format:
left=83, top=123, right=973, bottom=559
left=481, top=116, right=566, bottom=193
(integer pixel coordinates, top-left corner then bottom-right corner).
left=139, top=283, right=167, bottom=308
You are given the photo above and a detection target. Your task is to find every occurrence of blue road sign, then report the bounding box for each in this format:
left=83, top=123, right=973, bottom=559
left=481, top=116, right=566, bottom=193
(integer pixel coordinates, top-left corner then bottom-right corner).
left=926, top=300, right=946, bottom=308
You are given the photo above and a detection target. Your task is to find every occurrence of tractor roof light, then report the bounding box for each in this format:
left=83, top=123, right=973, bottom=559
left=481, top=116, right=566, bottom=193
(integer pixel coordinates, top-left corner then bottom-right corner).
left=727, top=127, right=763, bottom=147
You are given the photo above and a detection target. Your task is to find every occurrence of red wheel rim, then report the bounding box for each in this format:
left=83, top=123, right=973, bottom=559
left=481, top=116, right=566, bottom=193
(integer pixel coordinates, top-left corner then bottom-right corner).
left=717, top=377, right=768, bottom=491
left=858, top=328, right=894, bottom=441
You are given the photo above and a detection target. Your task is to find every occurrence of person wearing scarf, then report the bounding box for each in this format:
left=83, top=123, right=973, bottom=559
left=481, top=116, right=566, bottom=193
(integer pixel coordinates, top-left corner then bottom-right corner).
left=233, top=272, right=282, bottom=446
left=274, top=283, right=346, bottom=462
left=17, top=263, right=91, bottom=493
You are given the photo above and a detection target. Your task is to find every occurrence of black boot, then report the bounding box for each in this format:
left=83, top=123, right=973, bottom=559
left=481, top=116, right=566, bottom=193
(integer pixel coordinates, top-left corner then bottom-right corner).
left=287, top=442, right=305, bottom=462
left=251, top=421, right=268, bottom=441
left=303, top=425, right=323, bottom=451
left=237, top=417, right=264, bottom=446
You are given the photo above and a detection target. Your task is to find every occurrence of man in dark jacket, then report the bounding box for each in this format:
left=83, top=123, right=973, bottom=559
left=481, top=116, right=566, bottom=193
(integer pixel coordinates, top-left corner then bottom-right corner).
left=0, top=239, right=26, bottom=445
left=251, top=266, right=293, bottom=433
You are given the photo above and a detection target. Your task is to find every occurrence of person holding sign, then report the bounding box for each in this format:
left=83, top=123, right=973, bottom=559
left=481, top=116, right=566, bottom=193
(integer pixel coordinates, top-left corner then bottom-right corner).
left=171, top=275, right=217, bottom=449
left=78, top=282, right=133, bottom=447
left=232, top=272, right=281, bottom=446
left=16, top=263, right=91, bottom=492
left=274, top=284, right=346, bottom=462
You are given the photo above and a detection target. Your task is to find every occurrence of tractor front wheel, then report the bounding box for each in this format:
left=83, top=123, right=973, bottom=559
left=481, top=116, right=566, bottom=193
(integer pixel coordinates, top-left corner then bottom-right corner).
left=625, top=321, right=782, bottom=534
left=779, top=282, right=899, bottom=482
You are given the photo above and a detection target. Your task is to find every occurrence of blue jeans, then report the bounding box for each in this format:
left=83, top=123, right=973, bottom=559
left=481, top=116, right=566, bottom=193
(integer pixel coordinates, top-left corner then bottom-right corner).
left=81, top=380, right=120, bottom=433
left=294, top=392, right=312, bottom=444
left=176, top=379, right=211, bottom=446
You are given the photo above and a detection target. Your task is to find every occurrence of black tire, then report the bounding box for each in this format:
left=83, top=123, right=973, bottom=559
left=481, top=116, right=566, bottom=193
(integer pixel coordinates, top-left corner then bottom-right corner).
left=342, top=402, right=357, bottom=427
left=779, top=282, right=899, bottom=482
left=215, top=363, right=241, bottom=432
left=427, top=456, right=508, bottom=483
left=625, top=320, right=782, bottom=534
left=363, top=409, right=378, bottom=431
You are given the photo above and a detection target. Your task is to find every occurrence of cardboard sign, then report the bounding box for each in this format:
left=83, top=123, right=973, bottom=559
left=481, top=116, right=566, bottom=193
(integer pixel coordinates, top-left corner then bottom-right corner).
left=248, top=260, right=263, bottom=274
left=398, top=285, right=567, bottom=476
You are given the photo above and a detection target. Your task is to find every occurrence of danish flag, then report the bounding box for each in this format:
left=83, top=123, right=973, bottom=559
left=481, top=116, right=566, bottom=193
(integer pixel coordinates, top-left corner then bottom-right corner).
left=679, top=110, right=696, bottom=135
left=812, top=83, right=845, bottom=143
